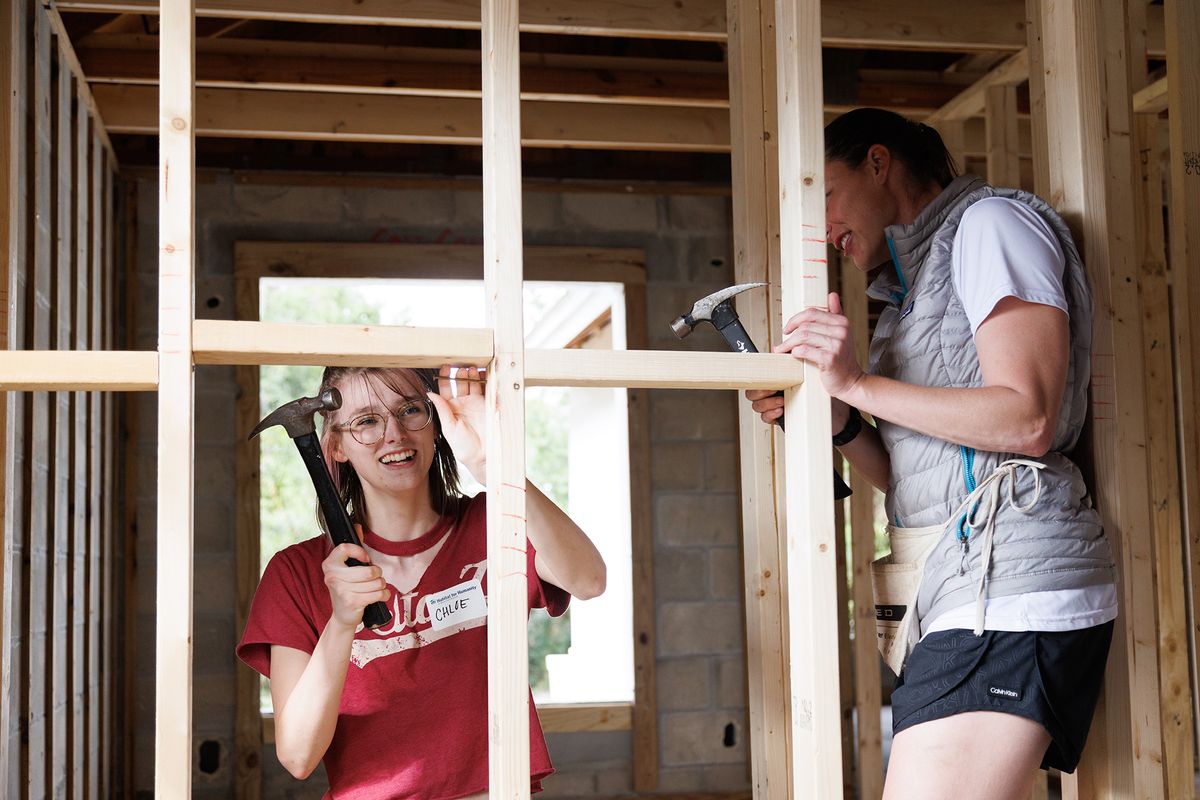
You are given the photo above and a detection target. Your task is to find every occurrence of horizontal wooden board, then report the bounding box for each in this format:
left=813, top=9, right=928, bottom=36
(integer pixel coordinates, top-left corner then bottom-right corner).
left=92, top=84, right=732, bottom=152
left=0, top=352, right=158, bottom=391
left=55, top=0, right=1140, bottom=52
left=235, top=242, right=648, bottom=285
left=524, top=348, right=805, bottom=389
left=192, top=319, right=494, bottom=366
left=537, top=702, right=633, bottom=733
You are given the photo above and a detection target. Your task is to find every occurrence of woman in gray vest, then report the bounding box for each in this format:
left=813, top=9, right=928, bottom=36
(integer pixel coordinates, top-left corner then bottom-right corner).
left=747, top=108, right=1116, bottom=799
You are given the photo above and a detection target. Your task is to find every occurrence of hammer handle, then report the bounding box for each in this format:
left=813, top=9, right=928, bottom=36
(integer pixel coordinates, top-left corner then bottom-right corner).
left=713, top=309, right=852, bottom=500
left=294, top=433, right=393, bottom=630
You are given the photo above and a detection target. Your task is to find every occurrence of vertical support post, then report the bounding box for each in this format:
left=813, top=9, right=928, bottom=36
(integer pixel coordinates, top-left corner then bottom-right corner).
left=726, top=0, right=792, bottom=793
left=72, top=76, right=90, bottom=800
left=480, top=0, right=530, bottom=796
left=1025, top=0, right=1052, bottom=199
left=1130, top=1, right=1194, bottom=794
left=840, top=259, right=883, bottom=800
left=1165, top=0, right=1200, bottom=755
left=155, top=0, right=195, bottom=795
left=51, top=43, right=73, bottom=798
left=774, top=0, right=844, bottom=795
left=29, top=7, right=53, bottom=795
left=0, top=0, right=27, bottom=794
left=1031, top=0, right=1165, bottom=796
left=984, top=84, right=1021, bottom=187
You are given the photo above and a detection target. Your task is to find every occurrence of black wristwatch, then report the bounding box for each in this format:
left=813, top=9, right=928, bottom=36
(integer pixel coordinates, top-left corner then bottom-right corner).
left=832, top=407, right=863, bottom=447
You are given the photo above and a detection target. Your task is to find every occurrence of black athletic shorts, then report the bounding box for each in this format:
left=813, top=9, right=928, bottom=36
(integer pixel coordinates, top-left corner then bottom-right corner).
left=890, top=621, right=1114, bottom=773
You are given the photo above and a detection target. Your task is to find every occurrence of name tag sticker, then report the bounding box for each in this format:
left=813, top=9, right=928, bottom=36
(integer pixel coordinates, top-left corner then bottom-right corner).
left=425, top=579, right=487, bottom=631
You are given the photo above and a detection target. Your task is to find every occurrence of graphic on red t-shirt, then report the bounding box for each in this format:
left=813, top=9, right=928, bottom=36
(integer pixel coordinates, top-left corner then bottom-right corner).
left=237, top=494, right=568, bottom=800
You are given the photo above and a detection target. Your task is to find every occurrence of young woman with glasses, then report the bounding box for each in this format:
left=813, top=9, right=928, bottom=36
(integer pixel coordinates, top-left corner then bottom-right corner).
left=237, top=365, right=606, bottom=799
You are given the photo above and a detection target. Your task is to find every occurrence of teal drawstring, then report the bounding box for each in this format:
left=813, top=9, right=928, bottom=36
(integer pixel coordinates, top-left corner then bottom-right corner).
left=956, top=446, right=977, bottom=543
left=886, top=236, right=908, bottom=301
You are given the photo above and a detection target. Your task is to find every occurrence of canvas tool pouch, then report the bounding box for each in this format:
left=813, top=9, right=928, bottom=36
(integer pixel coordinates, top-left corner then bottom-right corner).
left=871, top=521, right=945, bottom=675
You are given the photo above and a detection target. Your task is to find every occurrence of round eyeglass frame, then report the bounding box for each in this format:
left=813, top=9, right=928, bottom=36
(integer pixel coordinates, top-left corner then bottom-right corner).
left=334, top=398, right=435, bottom=445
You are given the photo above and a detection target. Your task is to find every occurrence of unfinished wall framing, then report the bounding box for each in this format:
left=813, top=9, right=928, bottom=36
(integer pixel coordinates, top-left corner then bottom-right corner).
left=0, top=1, right=127, bottom=797
left=1, top=0, right=1197, bottom=797
left=228, top=242, right=660, bottom=797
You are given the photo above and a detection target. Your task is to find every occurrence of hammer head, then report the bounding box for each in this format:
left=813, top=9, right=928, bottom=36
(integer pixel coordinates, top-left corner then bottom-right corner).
left=670, top=282, right=767, bottom=338
left=249, top=387, right=342, bottom=441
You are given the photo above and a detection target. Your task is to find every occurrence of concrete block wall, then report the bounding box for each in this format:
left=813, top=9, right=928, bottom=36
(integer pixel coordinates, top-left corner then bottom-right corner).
left=131, top=174, right=748, bottom=798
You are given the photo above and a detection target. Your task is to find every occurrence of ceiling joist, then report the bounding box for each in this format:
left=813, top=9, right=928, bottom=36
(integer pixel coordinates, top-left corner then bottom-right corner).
left=56, top=0, right=1163, bottom=53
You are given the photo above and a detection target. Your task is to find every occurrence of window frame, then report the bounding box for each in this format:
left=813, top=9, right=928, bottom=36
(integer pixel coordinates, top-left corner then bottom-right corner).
left=231, top=241, right=657, bottom=792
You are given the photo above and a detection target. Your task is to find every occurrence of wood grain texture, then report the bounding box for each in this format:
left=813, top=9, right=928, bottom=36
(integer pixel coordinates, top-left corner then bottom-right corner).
left=774, top=0, right=845, bottom=795
left=726, top=0, right=792, bottom=793
left=235, top=242, right=647, bottom=285
left=925, top=48, right=1029, bottom=125
left=28, top=7, right=55, bottom=794
left=481, top=0, right=531, bottom=795
left=622, top=282, right=658, bottom=792
left=154, top=0, right=196, bottom=795
left=0, top=1, right=31, bottom=794
left=840, top=259, right=883, bottom=800
left=984, top=84, right=1022, bottom=187
left=1034, top=0, right=1164, bottom=796
left=91, top=84, right=732, bottom=152
left=50, top=42, right=73, bottom=798
left=57, top=0, right=1170, bottom=53
left=1164, top=0, right=1200, bottom=786
left=232, top=276, right=261, bottom=800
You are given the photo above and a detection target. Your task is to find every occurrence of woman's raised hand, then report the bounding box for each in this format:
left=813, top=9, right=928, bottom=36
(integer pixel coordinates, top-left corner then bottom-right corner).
left=427, top=365, right=487, bottom=483
left=322, top=543, right=390, bottom=629
left=773, top=292, right=864, bottom=398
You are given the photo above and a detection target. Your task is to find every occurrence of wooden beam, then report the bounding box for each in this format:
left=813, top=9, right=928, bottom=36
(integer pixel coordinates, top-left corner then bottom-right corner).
left=76, top=39, right=730, bottom=108
left=0, top=0, right=28, bottom=793
left=234, top=242, right=647, bottom=285
left=0, top=352, right=158, bottom=391
left=42, top=5, right=116, bottom=159
left=1024, top=0, right=1051, bottom=198
left=480, top=0, right=531, bottom=793
left=27, top=11, right=54, bottom=793
left=191, top=319, right=493, bottom=367
left=1031, top=0, right=1164, bottom=796
left=536, top=702, right=633, bottom=733
left=985, top=83, right=1022, bottom=186
left=840, top=258, right=883, bottom=800
left=56, top=0, right=1145, bottom=52
left=726, top=0, right=793, bottom=793
left=1165, top=0, right=1200, bottom=783
left=623, top=284, right=658, bottom=792
left=91, top=84, right=731, bottom=152
left=925, top=48, right=1029, bottom=126
left=775, top=0, right=844, bottom=796
left=50, top=48, right=74, bottom=794
left=1128, top=2, right=1194, bottom=794
left=525, top=349, right=804, bottom=389
left=1132, top=76, right=1168, bottom=115
left=154, top=0, right=196, bottom=796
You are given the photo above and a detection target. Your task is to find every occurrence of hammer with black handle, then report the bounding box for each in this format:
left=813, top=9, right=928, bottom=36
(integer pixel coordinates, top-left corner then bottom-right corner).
left=251, top=388, right=393, bottom=629
left=671, top=282, right=852, bottom=500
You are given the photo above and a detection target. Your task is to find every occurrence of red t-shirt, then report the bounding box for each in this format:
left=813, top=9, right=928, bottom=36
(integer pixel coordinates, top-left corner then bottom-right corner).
left=237, top=494, right=569, bottom=800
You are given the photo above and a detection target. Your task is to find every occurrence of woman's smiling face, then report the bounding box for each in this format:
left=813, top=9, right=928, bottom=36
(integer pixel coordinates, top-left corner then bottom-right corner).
left=824, top=148, right=900, bottom=271
left=329, top=370, right=438, bottom=503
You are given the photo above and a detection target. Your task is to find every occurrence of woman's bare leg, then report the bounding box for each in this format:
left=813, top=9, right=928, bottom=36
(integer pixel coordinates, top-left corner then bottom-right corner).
left=884, top=711, right=1051, bottom=800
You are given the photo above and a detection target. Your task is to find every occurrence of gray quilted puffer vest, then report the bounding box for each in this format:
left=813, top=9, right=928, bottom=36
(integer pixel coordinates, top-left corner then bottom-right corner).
left=866, top=175, right=1115, bottom=632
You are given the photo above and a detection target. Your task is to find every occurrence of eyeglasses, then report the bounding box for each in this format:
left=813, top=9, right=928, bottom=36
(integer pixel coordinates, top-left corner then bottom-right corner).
left=334, top=399, right=434, bottom=445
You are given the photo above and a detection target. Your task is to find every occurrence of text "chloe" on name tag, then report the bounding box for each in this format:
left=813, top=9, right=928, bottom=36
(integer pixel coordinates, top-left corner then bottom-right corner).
left=425, top=579, right=487, bottom=631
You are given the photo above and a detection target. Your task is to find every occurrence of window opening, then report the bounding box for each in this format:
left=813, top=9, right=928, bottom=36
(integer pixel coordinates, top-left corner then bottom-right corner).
left=257, top=277, right=634, bottom=711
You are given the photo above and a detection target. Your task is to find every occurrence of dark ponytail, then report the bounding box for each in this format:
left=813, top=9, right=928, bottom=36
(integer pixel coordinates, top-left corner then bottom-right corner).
left=824, top=108, right=959, bottom=189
